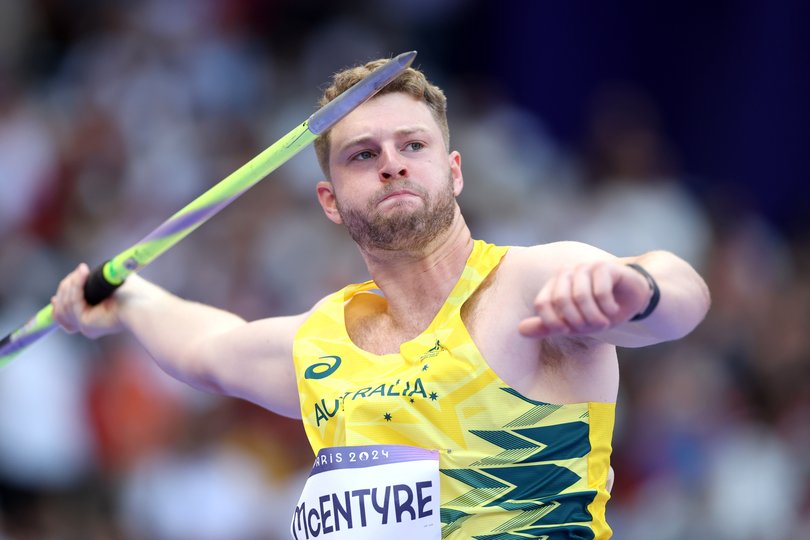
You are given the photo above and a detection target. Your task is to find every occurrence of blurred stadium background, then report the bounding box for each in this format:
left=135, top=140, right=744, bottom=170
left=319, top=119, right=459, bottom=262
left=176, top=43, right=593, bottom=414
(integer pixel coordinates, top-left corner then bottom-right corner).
left=0, top=1, right=808, bottom=538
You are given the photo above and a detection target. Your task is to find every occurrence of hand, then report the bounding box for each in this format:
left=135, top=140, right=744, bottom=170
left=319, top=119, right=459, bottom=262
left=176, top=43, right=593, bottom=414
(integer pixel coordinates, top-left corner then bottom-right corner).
left=518, top=260, right=652, bottom=339
left=51, top=263, right=124, bottom=339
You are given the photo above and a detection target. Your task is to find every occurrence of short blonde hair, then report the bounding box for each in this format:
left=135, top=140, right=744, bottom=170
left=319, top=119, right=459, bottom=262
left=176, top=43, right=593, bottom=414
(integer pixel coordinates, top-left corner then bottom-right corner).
left=313, top=58, right=449, bottom=178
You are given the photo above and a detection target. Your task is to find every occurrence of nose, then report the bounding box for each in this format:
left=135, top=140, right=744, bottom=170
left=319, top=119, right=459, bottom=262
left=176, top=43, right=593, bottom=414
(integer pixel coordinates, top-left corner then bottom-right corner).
left=378, top=146, right=407, bottom=181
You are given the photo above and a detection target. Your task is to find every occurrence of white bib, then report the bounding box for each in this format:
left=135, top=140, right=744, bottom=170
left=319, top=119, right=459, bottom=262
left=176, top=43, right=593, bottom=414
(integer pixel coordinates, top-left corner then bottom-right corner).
left=290, top=445, right=441, bottom=539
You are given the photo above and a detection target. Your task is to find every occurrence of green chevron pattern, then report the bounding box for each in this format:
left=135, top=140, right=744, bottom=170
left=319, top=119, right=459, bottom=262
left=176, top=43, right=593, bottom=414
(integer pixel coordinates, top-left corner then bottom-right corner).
left=440, top=388, right=598, bottom=538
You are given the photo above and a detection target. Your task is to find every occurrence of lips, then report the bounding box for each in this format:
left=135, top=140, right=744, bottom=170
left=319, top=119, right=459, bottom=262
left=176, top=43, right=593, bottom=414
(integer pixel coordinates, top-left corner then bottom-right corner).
left=377, top=184, right=422, bottom=205
left=380, top=190, right=418, bottom=203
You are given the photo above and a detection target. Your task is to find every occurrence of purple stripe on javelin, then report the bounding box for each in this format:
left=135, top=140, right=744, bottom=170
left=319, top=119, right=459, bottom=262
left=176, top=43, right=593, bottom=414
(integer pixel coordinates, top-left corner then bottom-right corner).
left=140, top=195, right=238, bottom=244
left=1, top=326, right=56, bottom=356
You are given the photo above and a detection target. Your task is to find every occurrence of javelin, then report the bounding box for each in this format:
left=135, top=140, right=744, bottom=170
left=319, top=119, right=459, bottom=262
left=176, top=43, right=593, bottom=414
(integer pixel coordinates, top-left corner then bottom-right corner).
left=0, top=51, right=418, bottom=367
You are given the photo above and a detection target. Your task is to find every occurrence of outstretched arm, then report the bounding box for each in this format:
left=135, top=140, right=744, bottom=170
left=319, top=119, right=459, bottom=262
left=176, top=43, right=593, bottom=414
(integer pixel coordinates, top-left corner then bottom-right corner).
left=516, top=243, right=710, bottom=347
left=52, top=263, right=307, bottom=417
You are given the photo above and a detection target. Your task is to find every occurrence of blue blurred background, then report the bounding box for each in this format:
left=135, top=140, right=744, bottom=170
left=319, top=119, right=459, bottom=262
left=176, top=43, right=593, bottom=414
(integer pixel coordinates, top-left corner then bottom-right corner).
left=0, top=1, right=808, bottom=538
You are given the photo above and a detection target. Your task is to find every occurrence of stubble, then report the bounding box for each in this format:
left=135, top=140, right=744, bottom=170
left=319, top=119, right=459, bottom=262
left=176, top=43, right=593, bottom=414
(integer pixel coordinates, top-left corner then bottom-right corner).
left=336, top=173, right=456, bottom=251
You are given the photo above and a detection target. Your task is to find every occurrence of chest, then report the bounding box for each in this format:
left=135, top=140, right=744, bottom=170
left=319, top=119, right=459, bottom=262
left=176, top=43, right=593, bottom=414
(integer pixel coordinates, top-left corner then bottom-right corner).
left=344, top=273, right=539, bottom=379
left=343, top=274, right=614, bottom=404
left=344, top=268, right=511, bottom=348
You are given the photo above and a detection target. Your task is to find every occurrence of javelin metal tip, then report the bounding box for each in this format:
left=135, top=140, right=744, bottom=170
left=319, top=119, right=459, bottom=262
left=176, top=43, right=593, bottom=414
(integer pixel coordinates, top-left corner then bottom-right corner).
left=395, top=50, right=418, bottom=67
left=308, top=50, right=420, bottom=135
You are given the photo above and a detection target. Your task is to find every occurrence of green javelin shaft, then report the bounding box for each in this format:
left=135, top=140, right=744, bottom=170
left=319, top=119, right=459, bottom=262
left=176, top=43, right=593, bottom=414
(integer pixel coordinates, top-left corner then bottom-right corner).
left=0, top=51, right=417, bottom=367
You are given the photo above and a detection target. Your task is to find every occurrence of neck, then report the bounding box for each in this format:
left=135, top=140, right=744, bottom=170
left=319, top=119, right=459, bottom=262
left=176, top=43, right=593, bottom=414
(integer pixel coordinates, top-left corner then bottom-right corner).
left=357, top=214, right=473, bottom=329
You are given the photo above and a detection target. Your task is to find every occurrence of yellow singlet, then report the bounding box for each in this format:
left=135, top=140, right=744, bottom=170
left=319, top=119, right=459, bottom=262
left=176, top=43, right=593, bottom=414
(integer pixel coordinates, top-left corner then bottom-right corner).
left=293, top=240, right=615, bottom=539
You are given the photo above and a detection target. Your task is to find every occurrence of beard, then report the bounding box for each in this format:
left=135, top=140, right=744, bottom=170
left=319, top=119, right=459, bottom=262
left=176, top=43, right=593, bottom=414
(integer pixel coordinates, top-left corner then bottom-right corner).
left=335, top=173, right=456, bottom=251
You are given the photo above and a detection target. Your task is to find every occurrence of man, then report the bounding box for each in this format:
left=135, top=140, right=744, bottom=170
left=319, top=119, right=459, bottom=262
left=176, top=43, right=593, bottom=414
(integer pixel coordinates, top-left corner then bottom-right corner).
left=52, top=59, right=710, bottom=539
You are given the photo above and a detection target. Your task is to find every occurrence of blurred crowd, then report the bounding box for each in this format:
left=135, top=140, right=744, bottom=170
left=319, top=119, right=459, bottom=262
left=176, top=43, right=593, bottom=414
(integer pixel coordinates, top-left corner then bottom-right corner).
left=1, top=1, right=808, bottom=539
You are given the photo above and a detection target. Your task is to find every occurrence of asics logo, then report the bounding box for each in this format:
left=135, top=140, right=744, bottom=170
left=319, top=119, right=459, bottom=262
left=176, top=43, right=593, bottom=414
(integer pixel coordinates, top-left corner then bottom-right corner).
left=304, top=355, right=342, bottom=379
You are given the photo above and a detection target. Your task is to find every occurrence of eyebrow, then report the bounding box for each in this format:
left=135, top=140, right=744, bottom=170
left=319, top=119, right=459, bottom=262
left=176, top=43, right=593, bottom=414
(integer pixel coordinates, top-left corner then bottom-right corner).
left=336, top=125, right=432, bottom=155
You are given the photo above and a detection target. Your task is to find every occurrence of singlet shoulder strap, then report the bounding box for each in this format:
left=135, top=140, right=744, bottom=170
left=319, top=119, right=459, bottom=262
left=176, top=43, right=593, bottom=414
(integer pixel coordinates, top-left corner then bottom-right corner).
left=313, top=240, right=509, bottom=332
left=428, top=239, right=509, bottom=325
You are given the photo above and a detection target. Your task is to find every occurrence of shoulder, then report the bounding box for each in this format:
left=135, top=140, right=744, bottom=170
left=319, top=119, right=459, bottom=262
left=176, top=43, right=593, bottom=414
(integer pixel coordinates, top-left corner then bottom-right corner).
left=508, top=240, right=615, bottom=263
left=501, top=241, right=617, bottom=282
left=247, top=290, right=338, bottom=343
left=468, top=241, right=617, bottom=318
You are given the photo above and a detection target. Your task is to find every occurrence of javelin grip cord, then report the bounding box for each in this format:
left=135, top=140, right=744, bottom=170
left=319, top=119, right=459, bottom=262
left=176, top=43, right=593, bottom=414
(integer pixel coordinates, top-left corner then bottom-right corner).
left=84, top=262, right=121, bottom=306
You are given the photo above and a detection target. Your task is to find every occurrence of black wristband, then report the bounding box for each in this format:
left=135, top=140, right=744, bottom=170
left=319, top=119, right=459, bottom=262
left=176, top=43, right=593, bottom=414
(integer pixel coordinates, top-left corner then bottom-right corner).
left=626, top=263, right=660, bottom=321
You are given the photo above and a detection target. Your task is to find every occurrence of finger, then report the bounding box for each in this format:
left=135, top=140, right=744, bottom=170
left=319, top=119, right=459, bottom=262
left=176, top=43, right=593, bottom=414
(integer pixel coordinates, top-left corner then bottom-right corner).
left=571, top=265, right=611, bottom=330
left=518, top=315, right=570, bottom=338
left=52, top=292, right=78, bottom=333
left=52, top=275, right=70, bottom=323
left=535, top=274, right=571, bottom=335
left=57, top=265, right=82, bottom=299
left=53, top=265, right=87, bottom=333
left=551, top=269, right=585, bottom=329
left=66, top=270, right=81, bottom=313
left=518, top=316, right=544, bottom=337
left=593, top=263, right=621, bottom=318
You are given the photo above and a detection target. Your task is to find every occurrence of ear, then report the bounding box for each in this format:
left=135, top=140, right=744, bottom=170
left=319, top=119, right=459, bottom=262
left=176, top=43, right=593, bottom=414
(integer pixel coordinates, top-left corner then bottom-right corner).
left=449, top=150, right=464, bottom=196
left=316, top=180, right=343, bottom=224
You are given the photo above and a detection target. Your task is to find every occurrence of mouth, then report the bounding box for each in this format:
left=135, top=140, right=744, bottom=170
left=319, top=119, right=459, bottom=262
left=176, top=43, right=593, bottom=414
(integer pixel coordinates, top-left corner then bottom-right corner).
left=378, top=189, right=420, bottom=205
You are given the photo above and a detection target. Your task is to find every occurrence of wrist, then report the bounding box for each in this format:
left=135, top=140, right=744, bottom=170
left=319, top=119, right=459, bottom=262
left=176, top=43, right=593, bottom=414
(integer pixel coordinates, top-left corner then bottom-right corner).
left=626, top=263, right=660, bottom=321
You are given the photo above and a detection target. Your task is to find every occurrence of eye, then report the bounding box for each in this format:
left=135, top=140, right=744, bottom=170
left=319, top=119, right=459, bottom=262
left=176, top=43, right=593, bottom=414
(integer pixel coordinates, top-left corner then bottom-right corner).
left=404, top=141, right=424, bottom=152
left=351, top=150, right=376, bottom=161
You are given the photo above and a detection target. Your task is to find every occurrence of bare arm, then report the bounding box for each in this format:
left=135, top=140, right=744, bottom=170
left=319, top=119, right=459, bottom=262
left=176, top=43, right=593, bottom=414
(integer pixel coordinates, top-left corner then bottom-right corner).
left=52, top=264, right=307, bottom=418
left=516, top=242, right=710, bottom=347
left=607, top=250, right=711, bottom=346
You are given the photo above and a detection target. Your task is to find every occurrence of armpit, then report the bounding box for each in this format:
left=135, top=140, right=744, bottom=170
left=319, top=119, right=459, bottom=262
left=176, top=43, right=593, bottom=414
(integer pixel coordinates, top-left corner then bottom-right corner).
left=539, top=336, right=591, bottom=369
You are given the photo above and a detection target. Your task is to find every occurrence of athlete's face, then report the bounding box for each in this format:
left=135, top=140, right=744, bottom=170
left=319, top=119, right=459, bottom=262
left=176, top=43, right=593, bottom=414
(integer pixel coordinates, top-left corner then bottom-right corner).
left=317, top=92, right=463, bottom=251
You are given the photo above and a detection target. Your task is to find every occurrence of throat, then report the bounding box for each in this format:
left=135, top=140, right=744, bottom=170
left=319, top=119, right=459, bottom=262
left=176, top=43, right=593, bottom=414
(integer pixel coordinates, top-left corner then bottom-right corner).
left=343, top=235, right=474, bottom=355
left=345, top=298, right=436, bottom=356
